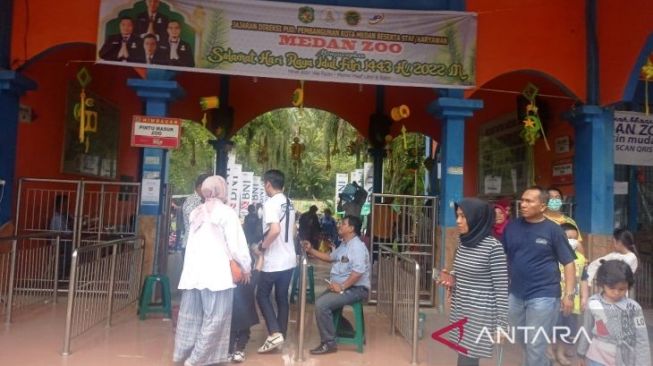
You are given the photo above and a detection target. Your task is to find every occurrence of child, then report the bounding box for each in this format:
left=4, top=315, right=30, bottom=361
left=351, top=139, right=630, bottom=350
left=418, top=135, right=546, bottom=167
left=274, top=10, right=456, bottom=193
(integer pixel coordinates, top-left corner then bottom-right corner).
left=228, top=247, right=260, bottom=363
left=586, top=228, right=638, bottom=286
left=577, top=260, right=650, bottom=366
left=549, top=223, right=587, bottom=366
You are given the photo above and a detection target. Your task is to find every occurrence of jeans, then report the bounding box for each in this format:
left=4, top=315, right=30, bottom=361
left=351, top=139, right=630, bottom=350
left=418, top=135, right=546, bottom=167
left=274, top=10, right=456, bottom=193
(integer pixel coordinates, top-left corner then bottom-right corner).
left=508, top=294, right=560, bottom=366
left=314, top=286, right=368, bottom=344
left=256, top=268, right=294, bottom=337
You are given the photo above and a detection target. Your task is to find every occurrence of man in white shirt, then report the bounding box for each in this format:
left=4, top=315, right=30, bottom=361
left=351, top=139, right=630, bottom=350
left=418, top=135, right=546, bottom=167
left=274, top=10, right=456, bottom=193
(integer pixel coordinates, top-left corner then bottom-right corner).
left=159, top=20, right=194, bottom=67
left=256, top=170, right=297, bottom=353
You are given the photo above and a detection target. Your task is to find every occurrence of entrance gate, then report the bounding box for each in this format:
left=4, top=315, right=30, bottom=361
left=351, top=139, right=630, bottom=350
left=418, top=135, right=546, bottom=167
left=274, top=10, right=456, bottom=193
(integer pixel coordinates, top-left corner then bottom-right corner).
left=369, top=193, right=438, bottom=306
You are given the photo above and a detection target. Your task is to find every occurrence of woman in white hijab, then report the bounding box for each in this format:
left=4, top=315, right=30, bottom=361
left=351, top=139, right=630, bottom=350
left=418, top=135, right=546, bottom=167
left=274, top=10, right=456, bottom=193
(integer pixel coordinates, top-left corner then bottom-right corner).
left=173, top=175, right=252, bottom=366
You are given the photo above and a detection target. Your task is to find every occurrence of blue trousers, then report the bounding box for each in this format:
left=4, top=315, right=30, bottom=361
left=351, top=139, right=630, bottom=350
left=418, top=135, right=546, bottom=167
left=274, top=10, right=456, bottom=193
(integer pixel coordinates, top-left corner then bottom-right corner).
left=508, top=294, right=560, bottom=366
left=256, top=268, right=293, bottom=337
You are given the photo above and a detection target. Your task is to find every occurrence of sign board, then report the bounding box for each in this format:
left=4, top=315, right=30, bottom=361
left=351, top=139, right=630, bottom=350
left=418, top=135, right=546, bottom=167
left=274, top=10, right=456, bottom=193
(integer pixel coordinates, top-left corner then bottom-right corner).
left=131, top=115, right=181, bottom=149
left=97, top=0, right=477, bottom=89
left=614, top=111, right=653, bottom=166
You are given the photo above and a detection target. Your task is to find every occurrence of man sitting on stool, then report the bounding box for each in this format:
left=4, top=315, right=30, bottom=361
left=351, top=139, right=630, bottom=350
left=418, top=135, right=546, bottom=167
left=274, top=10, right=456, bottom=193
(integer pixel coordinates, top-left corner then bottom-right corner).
left=303, top=215, right=370, bottom=355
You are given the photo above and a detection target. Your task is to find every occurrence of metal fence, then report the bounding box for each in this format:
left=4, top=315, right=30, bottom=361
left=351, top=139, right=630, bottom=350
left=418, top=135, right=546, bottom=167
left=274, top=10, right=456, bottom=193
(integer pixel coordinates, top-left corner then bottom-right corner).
left=294, top=255, right=309, bottom=362
left=62, top=236, right=144, bottom=355
left=369, top=193, right=437, bottom=307
left=0, top=232, right=64, bottom=323
left=14, top=178, right=140, bottom=291
left=376, top=244, right=420, bottom=365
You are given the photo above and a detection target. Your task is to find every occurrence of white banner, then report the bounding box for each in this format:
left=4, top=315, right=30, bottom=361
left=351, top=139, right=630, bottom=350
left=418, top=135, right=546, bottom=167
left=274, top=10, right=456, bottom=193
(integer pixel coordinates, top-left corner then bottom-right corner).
left=240, top=171, right=254, bottom=218
left=614, top=111, right=653, bottom=166
left=350, top=169, right=364, bottom=186
left=252, top=175, right=262, bottom=204
left=97, top=0, right=476, bottom=88
left=227, top=164, right=241, bottom=213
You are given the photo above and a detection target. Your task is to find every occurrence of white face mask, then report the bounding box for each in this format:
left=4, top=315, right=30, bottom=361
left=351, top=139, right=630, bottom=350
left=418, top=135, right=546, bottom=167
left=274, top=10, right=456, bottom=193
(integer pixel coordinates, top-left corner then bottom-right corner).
left=568, top=238, right=579, bottom=250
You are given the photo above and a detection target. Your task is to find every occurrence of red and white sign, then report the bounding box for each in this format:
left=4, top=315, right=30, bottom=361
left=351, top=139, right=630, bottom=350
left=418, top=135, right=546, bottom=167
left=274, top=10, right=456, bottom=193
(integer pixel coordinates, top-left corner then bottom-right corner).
left=131, top=115, right=181, bottom=149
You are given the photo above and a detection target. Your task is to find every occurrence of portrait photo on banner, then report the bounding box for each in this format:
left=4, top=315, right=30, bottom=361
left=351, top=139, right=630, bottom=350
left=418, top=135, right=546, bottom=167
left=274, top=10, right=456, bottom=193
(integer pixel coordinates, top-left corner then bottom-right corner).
left=98, top=0, right=196, bottom=67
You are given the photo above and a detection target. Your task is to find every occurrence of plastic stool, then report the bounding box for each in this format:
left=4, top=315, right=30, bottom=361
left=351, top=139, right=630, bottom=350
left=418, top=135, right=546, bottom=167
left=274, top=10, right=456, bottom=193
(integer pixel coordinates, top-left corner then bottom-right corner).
left=290, top=265, right=315, bottom=304
left=138, top=274, right=172, bottom=320
left=333, top=301, right=366, bottom=353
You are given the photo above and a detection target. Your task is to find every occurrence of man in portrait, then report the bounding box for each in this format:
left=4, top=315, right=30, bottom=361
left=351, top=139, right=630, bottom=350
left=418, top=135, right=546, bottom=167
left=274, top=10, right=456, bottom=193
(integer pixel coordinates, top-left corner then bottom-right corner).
left=99, top=17, right=141, bottom=62
left=159, top=20, right=194, bottom=67
left=135, top=0, right=169, bottom=41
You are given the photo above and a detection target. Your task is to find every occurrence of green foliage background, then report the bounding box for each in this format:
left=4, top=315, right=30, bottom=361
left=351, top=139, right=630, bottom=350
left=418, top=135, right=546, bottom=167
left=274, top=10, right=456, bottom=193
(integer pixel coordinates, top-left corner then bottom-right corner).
left=168, top=109, right=430, bottom=201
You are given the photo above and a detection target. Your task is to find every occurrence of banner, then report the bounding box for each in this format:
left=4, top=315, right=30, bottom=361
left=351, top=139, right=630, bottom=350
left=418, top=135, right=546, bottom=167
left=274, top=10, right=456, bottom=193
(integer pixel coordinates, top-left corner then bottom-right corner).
left=252, top=175, right=262, bottom=204
left=97, top=0, right=476, bottom=88
left=614, top=111, right=653, bottom=166
left=227, top=163, right=241, bottom=213
left=240, top=171, right=254, bottom=217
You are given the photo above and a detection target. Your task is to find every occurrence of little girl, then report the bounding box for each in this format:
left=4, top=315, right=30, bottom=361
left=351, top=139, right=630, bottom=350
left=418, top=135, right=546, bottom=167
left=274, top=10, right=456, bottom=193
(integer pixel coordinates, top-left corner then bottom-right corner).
left=577, top=260, right=650, bottom=366
left=586, top=228, right=638, bottom=286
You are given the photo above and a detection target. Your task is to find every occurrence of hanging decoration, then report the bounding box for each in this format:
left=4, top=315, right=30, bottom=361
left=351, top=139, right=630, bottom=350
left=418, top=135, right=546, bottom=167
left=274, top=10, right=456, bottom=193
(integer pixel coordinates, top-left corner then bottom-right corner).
left=292, top=80, right=305, bottom=108
left=520, top=83, right=550, bottom=185
left=199, top=96, right=219, bottom=128
left=74, top=67, right=97, bottom=153
left=390, top=104, right=411, bottom=149
left=290, top=136, right=305, bottom=174
left=641, top=57, right=653, bottom=115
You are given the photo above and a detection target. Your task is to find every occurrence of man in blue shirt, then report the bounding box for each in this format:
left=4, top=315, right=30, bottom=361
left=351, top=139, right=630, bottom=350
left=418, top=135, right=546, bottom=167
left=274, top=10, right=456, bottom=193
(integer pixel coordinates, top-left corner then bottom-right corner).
left=303, top=215, right=370, bottom=355
left=502, top=186, right=576, bottom=366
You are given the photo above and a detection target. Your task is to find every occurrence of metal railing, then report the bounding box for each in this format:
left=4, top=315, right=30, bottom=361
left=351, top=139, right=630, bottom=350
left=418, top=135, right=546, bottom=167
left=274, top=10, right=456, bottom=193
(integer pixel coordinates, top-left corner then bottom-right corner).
left=62, top=236, right=144, bottom=355
left=376, top=244, right=420, bottom=365
left=1, top=232, right=65, bottom=323
left=294, top=254, right=309, bottom=362
left=370, top=193, right=437, bottom=307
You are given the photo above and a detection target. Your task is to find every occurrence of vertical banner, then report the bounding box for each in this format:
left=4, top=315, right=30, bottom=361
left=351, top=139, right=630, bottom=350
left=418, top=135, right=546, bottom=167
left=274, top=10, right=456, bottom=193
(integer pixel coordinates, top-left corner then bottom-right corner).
left=227, top=164, right=242, bottom=213
left=240, top=171, right=254, bottom=218
left=335, top=173, right=349, bottom=210
left=362, top=162, right=374, bottom=215
left=252, top=175, right=261, bottom=204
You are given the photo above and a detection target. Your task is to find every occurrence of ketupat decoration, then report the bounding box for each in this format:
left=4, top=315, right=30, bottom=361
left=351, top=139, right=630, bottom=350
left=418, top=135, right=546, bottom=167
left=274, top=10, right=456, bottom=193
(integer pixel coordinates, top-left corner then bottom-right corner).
left=641, top=57, right=653, bottom=115
left=520, top=83, right=550, bottom=185
left=520, top=83, right=550, bottom=151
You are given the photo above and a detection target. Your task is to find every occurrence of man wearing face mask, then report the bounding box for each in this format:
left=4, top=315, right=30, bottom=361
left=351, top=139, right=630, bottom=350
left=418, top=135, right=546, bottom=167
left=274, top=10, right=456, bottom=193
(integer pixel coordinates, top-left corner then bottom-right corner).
left=543, top=187, right=585, bottom=256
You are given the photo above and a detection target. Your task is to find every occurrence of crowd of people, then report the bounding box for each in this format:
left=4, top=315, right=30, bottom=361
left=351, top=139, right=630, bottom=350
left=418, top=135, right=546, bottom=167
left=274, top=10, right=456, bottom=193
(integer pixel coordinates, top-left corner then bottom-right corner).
left=437, top=186, right=650, bottom=366
left=172, top=169, right=369, bottom=365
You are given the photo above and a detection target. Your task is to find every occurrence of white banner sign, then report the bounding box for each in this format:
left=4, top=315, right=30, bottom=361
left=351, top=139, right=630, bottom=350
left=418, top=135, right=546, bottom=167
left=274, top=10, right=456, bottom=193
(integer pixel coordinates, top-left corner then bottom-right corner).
left=227, top=164, right=241, bottom=213
left=97, top=0, right=476, bottom=88
left=614, top=111, right=653, bottom=166
left=252, top=175, right=262, bottom=204
left=240, top=172, right=254, bottom=217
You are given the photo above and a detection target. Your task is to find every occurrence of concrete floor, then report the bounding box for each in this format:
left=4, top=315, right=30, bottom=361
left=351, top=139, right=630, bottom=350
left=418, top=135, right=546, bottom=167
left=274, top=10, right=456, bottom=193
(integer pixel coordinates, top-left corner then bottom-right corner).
left=1, top=252, right=650, bottom=366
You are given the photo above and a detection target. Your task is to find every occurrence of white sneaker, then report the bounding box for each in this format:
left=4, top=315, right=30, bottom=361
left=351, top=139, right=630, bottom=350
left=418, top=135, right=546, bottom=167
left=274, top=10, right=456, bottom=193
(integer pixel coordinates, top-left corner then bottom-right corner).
left=232, top=351, right=245, bottom=363
left=257, top=333, right=284, bottom=353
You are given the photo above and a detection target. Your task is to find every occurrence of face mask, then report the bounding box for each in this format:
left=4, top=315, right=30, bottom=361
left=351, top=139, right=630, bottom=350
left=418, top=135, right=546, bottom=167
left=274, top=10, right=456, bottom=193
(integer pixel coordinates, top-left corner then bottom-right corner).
left=547, top=198, right=563, bottom=211
left=568, top=238, right=579, bottom=250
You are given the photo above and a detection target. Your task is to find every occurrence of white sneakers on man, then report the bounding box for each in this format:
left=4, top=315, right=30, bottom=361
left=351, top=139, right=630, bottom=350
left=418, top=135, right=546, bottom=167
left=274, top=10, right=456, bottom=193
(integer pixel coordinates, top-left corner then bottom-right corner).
left=257, top=332, right=284, bottom=353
